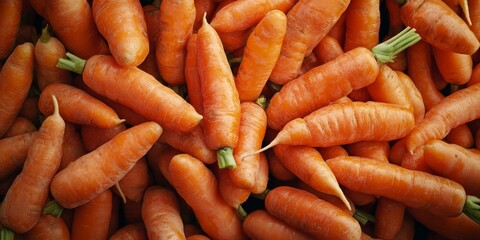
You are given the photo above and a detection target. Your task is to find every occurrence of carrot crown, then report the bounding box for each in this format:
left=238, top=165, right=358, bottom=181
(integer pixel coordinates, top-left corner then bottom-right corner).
left=42, top=200, right=64, bottom=218
left=371, top=26, right=421, bottom=64
left=39, top=25, right=51, bottom=44
left=0, top=228, right=14, bottom=240
left=56, top=52, right=87, bottom=75
left=463, top=195, right=480, bottom=224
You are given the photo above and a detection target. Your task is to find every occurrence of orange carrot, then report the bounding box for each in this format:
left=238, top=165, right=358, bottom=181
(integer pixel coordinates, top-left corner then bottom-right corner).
left=213, top=166, right=250, bottom=219
left=396, top=70, right=425, bottom=125
left=0, top=95, right=64, bottom=233
left=156, top=0, right=195, bottom=86
left=312, top=35, right=345, bottom=64
left=346, top=141, right=390, bottom=162
left=4, top=117, right=37, bottom=138
left=18, top=97, right=40, bottom=126
left=374, top=198, right=406, bottom=239
left=0, top=0, right=22, bottom=60
left=109, top=222, right=148, bottom=240
left=317, top=145, right=349, bottom=160
left=0, top=42, right=34, bottom=138
left=266, top=149, right=297, bottom=182
left=444, top=123, right=475, bottom=149
left=470, top=0, right=480, bottom=40
left=265, top=186, right=362, bottom=239
left=142, top=186, right=186, bottom=240
left=343, top=0, right=381, bottom=51
left=143, top=0, right=161, bottom=51
left=155, top=145, right=182, bottom=184
left=59, top=122, right=86, bottom=171
left=467, top=63, right=480, bottom=86
left=327, top=11, right=347, bottom=47
left=168, top=154, right=245, bottom=240
left=24, top=214, right=70, bottom=240
left=38, top=83, right=124, bottom=128
left=50, top=121, right=162, bottom=209
left=216, top=27, right=253, bottom=53
left=197, top=14, right=241, bottom=169
left=184, top=34, right=204, bottom=114
left=92, top=0, right=149, bottom=67
left=57, top=54, right=202, bottom=133
left=0, top=131, right=37, bottom=181
left=432, top=47, right=473, bottom=85
left=45, top=0, right=109, bottom=59
left=250, top=152, right=269, bottom=195
left=193, top=0, right=216, bottom=32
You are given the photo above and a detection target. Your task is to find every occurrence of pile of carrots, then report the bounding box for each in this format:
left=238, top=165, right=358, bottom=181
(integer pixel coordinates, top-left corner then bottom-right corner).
left=2, top=0, right=480, bottom=239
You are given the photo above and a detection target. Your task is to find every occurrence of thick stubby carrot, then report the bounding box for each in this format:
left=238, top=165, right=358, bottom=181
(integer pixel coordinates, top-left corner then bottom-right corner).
left=432, top=47, right=473, bottom=85
left=230, top=102, right=267, bottom=189
left=266, top=149, right=296, bottom=181
left=50, top=121, right=162, bottom=209
left=312, top=35, right=345, bottom=64
left=343, top=0, right=381, bottom=51
left=4, top=117, right=37, bottom=138
left=156, top=0, right=195, bottom=86
left=396, top=71, right=425, bottom=124
left=398, top=0, right=480, bottom=55
left=34, top=26, right=73, bottom=90
left=0, top=132, right=37, bottom=181
left=326, top=156, right=468, bottom=218
left=0, top=43, right=34, bottom=138
left=57, top=54, right=202, bottom=133
left=70, top=189, right=112, bottom=240
left=109, top=222, right=148, bottom=240
left=405, top=83, right=480, bottom=153
left=39, top=83, right=124, bottom=128
left=346, top=141, right=390, bottom=162
left=24, top=214, right=70, bottom=240
left=374, top=198, right=406, bottom=239
left=265, top=186, right=362, bottom=239
left=45, top=0, right=109, bottom=59
left=210, top=0, right=296, bottom=33
left=243, top=210, right=314, bottom=240
left=142, top=186, right=186, bottom=240
left=0, top=95, right=64, bottom=233
left=0, top=0, right=22, bottom=60
left=92, top=0, right=149, bottom=67
left=168, top=154, right=245, bottom=240
left=235, top=10, right=287, bottom=102
left=213, top=166, right=250, bottom=217
left=269, top=0, right=350, bottom=85
left=197, top=15, right=241, bottom=169
left=273, top=144, right=351, bottom=211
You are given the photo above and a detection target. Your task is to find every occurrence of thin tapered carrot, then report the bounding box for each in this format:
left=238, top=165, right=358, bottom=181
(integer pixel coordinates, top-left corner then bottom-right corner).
left=24, top=215, right=70, bottom=240
left=197, top=14, right=241, bottom=169
left=266, top=149, right=297, bottom=182
left=4, top=117, right=37, bottom=138
left=243, top=209, right=314, bottom=240
left=398, top=0, right=479, bottom=55
left=0, top=95, right=64, bottom=233
left=210, top=0, right=296, bottom=33
left=34, top=26, right=73, bottom=91
left=142, top=186, right=186, bottom=240
left=346, top=141, right=390, bottom=162
left=50, top=121, right=162, bottom=209
left=39, top=83, right=124, bottom=128
left=59, top=122, right=86, bottom=171
left=374, top=197, right=406, bottom=240
left=343, top=0, right=381, bottom=51
left=273, top=144, right=351, bottom=211
left=424, top=139, right=480, bottom=196
left=92, top=0, right=148, bottom=67
left=396, top=71, right=425, bottom=125
left=213, top=166, right=250, bottom=219
left=0, top=131, right=37, bottom=181
left=265, top=186, right=362, bottom=239
left=432, top=47, right=473, bottom=85
left=0, top=0, right=22, bottom=60
left=185, top=34, right=204, bottom=114
left=70, top=189, right=112, bottom=240
left=168, top=154, right=245, bottom=240
left=235, top=10, right=287, bottom=102
left=156, top=0, right=195, bottom=86
left=269, top=0, right=351, bottom=85
left=0, top=42, right=34, bottom=138
left=45, top=0, right=109, bottom=59
left=57, top=54, right=203, bottom=133
left=405, top=83, right=480, bottom=153
left=312, top=35, right=344, bottom=64
left=109, top=222, right=148, bottom=240
left=250, top=152, right=269, bottom=195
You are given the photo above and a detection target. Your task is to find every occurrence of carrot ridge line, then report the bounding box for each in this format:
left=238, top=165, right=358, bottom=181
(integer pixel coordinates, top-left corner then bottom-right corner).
left=217, top=147, right=236, bottom=169
left=371, top=26, right=421, bottom=64
left=56, top=52, right=87, bottom=75
left=463, top=195, right=480, bottom=224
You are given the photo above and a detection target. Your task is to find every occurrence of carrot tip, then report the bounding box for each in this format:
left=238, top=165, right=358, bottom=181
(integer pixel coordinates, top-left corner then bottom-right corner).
left=51, top=95, right=60, bottom=117
left=217, top=147, right=236, bottom=169
left=115, top=182, right=127, bottom=204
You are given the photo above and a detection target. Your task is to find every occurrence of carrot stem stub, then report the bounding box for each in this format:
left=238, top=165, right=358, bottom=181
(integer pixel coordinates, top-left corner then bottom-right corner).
left=371, top=26, right=421, bottom=64
left=42, top=200, right=63, bottom=218
left=463, top=195, right=480, bottom=224
left=0, top=228, right=14, bottom=240
left=217, top=147, right=236, bottom=169
left=56, top=52, right=86, bottom=75
left=353, top=209, right=376, bottom=225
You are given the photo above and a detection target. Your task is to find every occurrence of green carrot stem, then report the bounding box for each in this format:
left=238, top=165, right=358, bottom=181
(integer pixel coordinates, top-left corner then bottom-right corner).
left=255, top=95, right=268, bottom=109
left=463, top=195, right=480, bottom=224
left=39, top=25, right=51, bottom=44
left=56, top=52, right=86, bottom=75
left=252, top=188, right=270, bottom=200
left=371, top=26, right=421, bottom=64
left=217, top=147, right=236, bottom=169
left=237, top=204, right=247, bottom=221
left=0, top=228, right=14, bottom=240
left=353, top=209, right=375, bottom=225
left=228, top=56, right=243, bottom=65
left=395, top=0, right=407, bottom=5
left=42, top=200, right=64, bottom=218
left=152, top=0, right=162, bottom=8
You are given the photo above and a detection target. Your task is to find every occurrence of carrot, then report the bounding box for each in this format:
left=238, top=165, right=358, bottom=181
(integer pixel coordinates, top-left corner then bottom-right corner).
left=243, top=209, right=314, bottom=240
left=34, top=26, right=73, bottom=91
left=467, top=63, right=480, bottom=86
left=59, top=122, right=86, bottom=171
left=442, top=0, right=472, bottom=25
left=0, top=42, right=34, bottom=138
left=142, top=186, right=186, bottom=240
left=374, top=198, right=406, bottom=240
left=0, top=0, right=22, bottom=60
left=266, top=149, right=296, bottom=182
left=143, top=0, right=161, bottom=51
left=432, top=47, right=473, bottom=85
left=50, top=121, right=162, bottom=209
left=0, top=95, right=64, bottom=233
left=155, top=145, right=182, bottom=185
left=312, top=35, right=345, bottom=64
left=265, top=186, right=362, bottom=239
left=346, top=141, right=390, bottom=162
left=57, top=54, right=202, bottom=133
left=343, top=0, right=381, bottom=51
left=444, top=123, right=475, bottom=149
left=156, top=0, right=195, bottom=86
left=91, top=0, right=149, bottom=67
left=470, top=0, right=480, bottom=39
left=184, top=34, right=204, bottom=114
left=45, top=0, right=109, bottom=59
left=269, top=0, right=350, bottom=85
left=39, top=83, right=124, bottom=128
left=4, top=117, right=37, bottom=138
left=404, top=83, right=480, bottom=153
left=250, top=152, right=269, bottom=195
left=193, top=0, right=216, bottom=32
left=234, top=10, right=287, bottom=102
left=398, top=0, right=480, bottom=55
left=27, top=0, right=47, bottom=20
left=317, top=145, right=349, bottom=160
left=327, top=11, right=347, bottom=47
left=121, top=200, right=144, bottom=226
left=24, top=215, right=70, bottom=240
left=168, top=154, right=245, bottom=240
left=210, top=0, right=296, bottom=33
left=216, top=27, right=253, bottom=53
left=213, top=166, right=250, bottom=219
left=109, top=222, right=148, bottom=240
left=197, top=14, right=241, bottom=169
left=327, top=156, right=480, bottom=221
left=396, top=70, right=425, bottom=125
left=0, top=132, right=37, bottom=181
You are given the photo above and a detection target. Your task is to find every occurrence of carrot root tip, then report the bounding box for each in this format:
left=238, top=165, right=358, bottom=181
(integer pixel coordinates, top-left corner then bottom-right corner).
left=463, top=195, right=480, bottom=224
left=217, top=147, right=236, bottom=169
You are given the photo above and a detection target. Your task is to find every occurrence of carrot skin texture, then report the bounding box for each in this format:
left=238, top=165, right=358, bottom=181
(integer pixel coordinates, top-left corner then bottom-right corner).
left=432, top=47, right=472, bottom=85
left=250, top=152, right=269, bottom=194
left=82, top=55, right=202, bottom=133
left=50, top=121, right=162, bottom=209
left=0, top=42, right=34, bottom=138
left=343, top=0, right=381, bottom=51
left=374, top=197, right=406, bottom=240
left=24, top=214, right=70, bottom=240
left=71, top=189, right=112, bottom=240
left=327, top=156, right=466, bottom=217
left=0, top=0, right=22, bottom=60
left=4, top=117, right=36, bottom=138
left=0, top=132, right=37, bottom=181
left=109, top=222, right=148, bottom=240
left=0, top=95, right=65, bottom=233
left=92, top=0, right=149, bottom=67
left=184, top=34, right=204, bottom=115
left=265, top=186, right=362, bottom=240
